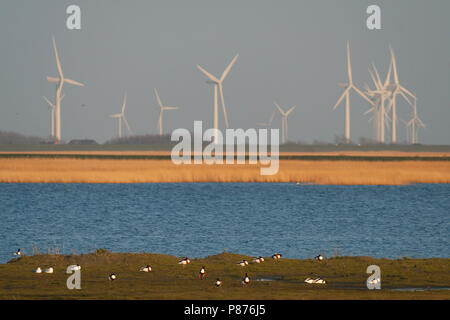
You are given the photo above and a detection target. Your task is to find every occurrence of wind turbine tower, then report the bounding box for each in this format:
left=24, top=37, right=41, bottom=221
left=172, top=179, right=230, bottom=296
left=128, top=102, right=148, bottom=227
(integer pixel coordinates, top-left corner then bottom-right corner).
left=333, top=41, right=373, bottom=143
left=46, top=37, right=84, bottom=142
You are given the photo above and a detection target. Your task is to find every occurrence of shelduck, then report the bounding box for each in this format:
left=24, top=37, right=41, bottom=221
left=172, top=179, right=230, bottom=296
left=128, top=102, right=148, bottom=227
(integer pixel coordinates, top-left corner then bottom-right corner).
left=215, top=278, right=222, bottom=287
left=315, top=254, right=324, bottom=262
left=33, top=267, right=42, bottom=274
left=140, top=265, right=152, bottom=272
left=252, top=256, right=264, bottom=263
left=272, top=253, right=282, bottom=260
left=241, top=273, right=250, bottom=287
left=199, top=266, right=206, bottom=279
left=108, top=273, right=117, bottom=281
left=237, top=260, right=249, bottom=267
left=178, top=257, right=190, bottom=265
left=13, top=249, right=21, bottom=256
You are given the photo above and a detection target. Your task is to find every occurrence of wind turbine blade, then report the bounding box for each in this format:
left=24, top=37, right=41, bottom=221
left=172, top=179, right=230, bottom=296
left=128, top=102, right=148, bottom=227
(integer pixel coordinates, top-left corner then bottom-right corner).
left=219, top=84, right=229, bottom=128
left=47, top=76, right=60, bottom=83
left=400, top=85, right=416, bottom=100
left=268, top=110, right=276, bottom=124
left=43, top=96, right=55, bottom=108
left=372, top=62, right=382, bottom=88
left=352, top=85, right=374, bottom=106
left=333, top=90, right=347, bottom=110
left=286, top=105, right=296, bottom=116
left=110, top=114, right=121, bottom=118
left=163, top=106, right=178, bottom=110
left=384, top=60, right=392, bottom=88
left=398, top=89, right=412, bottom=106
left=122, top=93, right=127, bottom=113
left=123, top=116, right=132, bottom=133
left=153, top=88, right=163, bottom=108
left=64, top=78, right=84, bottom=87
left=52, top=37, right=63, bottom=79
left=197, top=65, right=219, bottom=83
left=220, top=54, right=239, bottom=82
left=274, top=102, right=285, bottom=115
left=364, top=107, right=375, bottom=115
left=368, top=69, right=380, bottom=90
left=347, top=41, right=353, bottom=84
left=389, top=45, right=399, bottom=84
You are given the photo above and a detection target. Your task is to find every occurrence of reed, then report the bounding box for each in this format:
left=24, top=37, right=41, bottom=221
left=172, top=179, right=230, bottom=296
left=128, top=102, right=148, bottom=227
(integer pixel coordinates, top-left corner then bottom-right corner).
left=1, top=158, right=449, bottom=185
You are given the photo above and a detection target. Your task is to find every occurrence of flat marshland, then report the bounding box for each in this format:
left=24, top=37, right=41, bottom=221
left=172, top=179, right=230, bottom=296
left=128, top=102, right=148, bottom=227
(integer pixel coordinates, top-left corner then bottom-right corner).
left=1, top=251, right=449, bottom=299
left=0, top=151, right=449, bottom=184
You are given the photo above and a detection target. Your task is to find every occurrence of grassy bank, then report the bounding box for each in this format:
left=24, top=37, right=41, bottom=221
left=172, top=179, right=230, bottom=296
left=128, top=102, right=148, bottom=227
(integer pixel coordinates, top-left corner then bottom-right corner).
left=0, top=157, right=449, bottom=184
left=0, top=251, right=449, bottom=299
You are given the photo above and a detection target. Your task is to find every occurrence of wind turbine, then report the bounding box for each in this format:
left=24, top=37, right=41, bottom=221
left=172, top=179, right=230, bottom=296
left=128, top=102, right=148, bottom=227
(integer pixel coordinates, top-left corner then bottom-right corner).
left=364, top=61, right=392, bottom=143
left=388, top=46, right=416, bottom=144
left=46, top=36, right=84, bottom=142
left=197, top=54, right=239, bottom=142
left=256, top=110, right=276, bottom=130
left=43, top=94, right=64, bottom=139
left=110, top=93, right=131, bottom=138
left=406, top=98, right=425, bottom=144
left=274, top=102, right=296, bottom=144
left=333, top=41, right=374, bottom=143
left=154, top=88, right=178, bottom=136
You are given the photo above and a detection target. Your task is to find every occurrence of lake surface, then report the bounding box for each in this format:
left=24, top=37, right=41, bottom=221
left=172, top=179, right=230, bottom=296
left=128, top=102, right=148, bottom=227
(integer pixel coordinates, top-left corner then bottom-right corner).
left=0, top=183, right=448, bottom=263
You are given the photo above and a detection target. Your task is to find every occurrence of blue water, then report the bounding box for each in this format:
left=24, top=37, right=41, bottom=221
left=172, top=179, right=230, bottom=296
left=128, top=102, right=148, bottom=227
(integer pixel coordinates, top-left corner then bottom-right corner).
left=0, top=183, right=448, bottom=263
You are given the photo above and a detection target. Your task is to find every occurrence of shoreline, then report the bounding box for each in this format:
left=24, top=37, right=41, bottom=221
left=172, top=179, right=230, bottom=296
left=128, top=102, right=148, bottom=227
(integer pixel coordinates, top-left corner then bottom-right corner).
left=1, top=251, right=449, bottom=299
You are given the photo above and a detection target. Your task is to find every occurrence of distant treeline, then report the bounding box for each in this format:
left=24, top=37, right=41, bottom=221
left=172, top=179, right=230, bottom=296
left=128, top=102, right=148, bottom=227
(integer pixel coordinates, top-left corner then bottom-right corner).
left=104, top=134, right=175, bottom=145
left=0, top=130, right=46, bottom=145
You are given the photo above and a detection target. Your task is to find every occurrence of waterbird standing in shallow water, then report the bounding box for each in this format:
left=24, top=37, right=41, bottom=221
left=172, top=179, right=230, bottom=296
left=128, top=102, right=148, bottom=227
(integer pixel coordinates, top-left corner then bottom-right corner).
left=13, top=249, right=21, bottom=256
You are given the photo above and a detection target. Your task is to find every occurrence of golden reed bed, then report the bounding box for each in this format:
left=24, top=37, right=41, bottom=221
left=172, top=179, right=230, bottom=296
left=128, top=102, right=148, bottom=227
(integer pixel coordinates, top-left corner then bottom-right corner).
left=1, top=158, right=449, bottom=184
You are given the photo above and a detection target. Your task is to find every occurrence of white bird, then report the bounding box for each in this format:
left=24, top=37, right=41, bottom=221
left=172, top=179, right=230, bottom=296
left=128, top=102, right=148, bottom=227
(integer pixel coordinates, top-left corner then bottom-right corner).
left=237, top=260, right=249, bottom=267
left=13, top=249, right=21, bottom=256
left=215, top=278, right=222, bottom=287
left=33, top=267, right=42, bottom=274
left=304, top=277, right=326, bottom=284
left=252, top=256, right=264, bottom=264
left=315, top=254, right=324, bottom=262
left=241, top=273, right=250, bottom=287
left=140, top=265, right=152, bottom=272
left=272, top=253, right=282, bottom=260
left=108, top=273, right=116, bottom=281
left=178, top=257, right=190, bottom=265
left=199, top=266, right=206, bottom=279
left=71, top=264, right=81, bottom=271
left=44, top=267, right=54, bottom=274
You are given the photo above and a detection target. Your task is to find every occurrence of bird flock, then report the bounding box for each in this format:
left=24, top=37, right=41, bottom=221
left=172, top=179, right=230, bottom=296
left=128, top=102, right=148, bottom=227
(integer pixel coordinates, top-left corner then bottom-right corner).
left=43, top=37, right=423, bottom=144
left=17, top=248, right=329, bottom=288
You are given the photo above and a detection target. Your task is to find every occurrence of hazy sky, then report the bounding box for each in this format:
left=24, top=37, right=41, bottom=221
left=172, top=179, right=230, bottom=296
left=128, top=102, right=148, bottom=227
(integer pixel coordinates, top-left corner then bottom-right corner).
left=0, top=0, right=449, bottom=144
